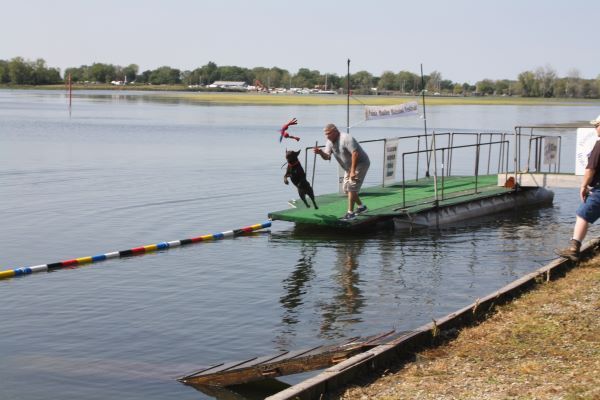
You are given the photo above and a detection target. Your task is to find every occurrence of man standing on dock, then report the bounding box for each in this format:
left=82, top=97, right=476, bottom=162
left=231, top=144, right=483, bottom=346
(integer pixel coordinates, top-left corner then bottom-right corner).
left=557, top=114, right=600, bottom=261
left=313, top=124, right=370, bottom=220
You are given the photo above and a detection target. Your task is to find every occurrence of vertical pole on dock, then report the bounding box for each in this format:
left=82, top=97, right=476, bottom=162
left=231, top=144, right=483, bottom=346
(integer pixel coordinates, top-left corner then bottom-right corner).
left=514, top=127, right=520, bottom=186
left=421, top=64, right=430, bottom=177
left=312, top=141, right=318, bottom=187
left=432, top=130, right=438, bottom=205
left=402, top=155, right=406, bottom=208
left=441, top=148, right=445, bottom=200
left=346, top=58, right=350, bottom=133
left=475, top=138, right=480, bottom=193
left=415, top=137, right=420, bottom=181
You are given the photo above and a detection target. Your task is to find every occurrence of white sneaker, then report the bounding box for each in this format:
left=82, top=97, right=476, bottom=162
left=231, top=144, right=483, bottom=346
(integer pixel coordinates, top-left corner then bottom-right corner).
left=342, top=211, right=356, bottom=220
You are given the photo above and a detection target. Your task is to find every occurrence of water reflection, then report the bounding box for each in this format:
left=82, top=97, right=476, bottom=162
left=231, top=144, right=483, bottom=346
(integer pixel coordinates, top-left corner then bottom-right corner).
left=276, top=242, right=317, bottom=348
left=317, top=240, right=365, bottom=338
left=272, top=202, right=561, bottom=345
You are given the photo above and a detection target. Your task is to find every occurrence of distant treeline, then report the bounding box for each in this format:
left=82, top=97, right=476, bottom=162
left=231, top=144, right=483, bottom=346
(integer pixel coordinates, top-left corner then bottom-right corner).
left=1, top=57, right=600, bottom=98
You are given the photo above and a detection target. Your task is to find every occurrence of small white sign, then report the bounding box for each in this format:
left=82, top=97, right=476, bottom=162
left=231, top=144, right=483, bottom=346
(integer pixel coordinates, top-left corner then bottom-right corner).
left=576, top=128, right=598, bottom=175
left=543, top=137, right=559, bottom=165
left=384, top=138, right=399, bottom=185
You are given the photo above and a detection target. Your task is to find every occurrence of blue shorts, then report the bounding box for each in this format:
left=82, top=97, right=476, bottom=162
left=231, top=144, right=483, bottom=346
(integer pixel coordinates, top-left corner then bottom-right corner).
left=576, top=188, right=600, bottom=223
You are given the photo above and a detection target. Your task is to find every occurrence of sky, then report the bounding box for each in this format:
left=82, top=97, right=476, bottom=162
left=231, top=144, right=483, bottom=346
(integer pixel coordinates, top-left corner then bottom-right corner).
left=1, top=0, right=598, bottom=83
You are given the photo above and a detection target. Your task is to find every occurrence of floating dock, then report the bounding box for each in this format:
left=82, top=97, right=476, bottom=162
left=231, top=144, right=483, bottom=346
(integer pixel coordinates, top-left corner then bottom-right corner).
left=268, top=175, right=553, bottom=230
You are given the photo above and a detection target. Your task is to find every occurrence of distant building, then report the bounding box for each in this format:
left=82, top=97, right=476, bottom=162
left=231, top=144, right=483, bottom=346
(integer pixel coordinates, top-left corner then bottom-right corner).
left=208, top=81, right=247, bottom=89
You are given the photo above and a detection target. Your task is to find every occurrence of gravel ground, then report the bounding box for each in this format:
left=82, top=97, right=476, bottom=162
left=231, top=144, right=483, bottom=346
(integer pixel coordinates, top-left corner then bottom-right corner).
left=334, top=258, right=600, bottom=400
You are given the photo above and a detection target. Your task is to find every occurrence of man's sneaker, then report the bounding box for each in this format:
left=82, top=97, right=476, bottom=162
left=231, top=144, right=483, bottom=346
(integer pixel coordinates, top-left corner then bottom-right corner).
left=555, top=239, right=581, bottom=262
left=356, top=205, right=368, bottom=214
left=342, top=211, right=356, bottom=220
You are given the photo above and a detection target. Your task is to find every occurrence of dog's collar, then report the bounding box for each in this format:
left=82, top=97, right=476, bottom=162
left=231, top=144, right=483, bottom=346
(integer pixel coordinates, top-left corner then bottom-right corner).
left=288, top=160, right=300, bottom=167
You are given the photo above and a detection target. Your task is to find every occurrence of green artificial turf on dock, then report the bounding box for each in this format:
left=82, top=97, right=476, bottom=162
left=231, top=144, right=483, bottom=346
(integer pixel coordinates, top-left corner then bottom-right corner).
left=268, top=175, right=512, bottom=228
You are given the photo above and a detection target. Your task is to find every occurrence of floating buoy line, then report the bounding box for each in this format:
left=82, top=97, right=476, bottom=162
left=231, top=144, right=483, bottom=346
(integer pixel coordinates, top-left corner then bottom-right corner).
left=0, top=221, right=272, bottom=280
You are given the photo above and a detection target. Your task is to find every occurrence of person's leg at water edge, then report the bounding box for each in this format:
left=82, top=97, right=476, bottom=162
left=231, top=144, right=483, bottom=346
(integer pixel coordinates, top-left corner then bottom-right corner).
left=557, top=188, right=600, bottom=261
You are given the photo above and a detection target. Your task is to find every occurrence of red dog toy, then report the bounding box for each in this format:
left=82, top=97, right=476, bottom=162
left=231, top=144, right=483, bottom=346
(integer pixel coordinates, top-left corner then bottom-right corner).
left=279, top=118, right=300, bottom=142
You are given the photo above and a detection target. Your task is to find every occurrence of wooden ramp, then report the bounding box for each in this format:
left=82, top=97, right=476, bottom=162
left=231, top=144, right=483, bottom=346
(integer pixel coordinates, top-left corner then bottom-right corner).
left=269, top=175, right=512, bottom=229
left=177, top=330, right=404, bottom=388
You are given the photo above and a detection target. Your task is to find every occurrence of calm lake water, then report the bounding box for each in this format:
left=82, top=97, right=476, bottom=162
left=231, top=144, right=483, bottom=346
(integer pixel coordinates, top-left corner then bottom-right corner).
left=1, top=90, right=599, bottom=399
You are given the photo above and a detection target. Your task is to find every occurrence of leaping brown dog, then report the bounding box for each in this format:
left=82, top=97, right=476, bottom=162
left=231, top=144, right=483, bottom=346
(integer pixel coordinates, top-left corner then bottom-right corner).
left=284, top=150, right=318, bottom=209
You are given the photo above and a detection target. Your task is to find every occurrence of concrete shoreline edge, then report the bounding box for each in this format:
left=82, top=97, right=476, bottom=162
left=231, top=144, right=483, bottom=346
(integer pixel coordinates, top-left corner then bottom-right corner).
left=266, top=238, right=600, bottom=400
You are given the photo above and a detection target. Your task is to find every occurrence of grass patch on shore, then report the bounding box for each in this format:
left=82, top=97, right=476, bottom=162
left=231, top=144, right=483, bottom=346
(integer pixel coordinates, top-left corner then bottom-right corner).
left=337, top=259, right=600, bottom=399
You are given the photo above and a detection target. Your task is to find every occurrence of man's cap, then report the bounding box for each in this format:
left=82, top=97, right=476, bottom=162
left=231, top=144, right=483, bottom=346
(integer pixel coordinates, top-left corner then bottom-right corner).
left=590, top=114, right=600, bottom=125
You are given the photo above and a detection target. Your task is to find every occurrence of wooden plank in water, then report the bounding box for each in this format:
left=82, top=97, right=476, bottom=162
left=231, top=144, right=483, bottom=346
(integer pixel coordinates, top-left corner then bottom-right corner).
left=178, top=330, right=397, bottom=387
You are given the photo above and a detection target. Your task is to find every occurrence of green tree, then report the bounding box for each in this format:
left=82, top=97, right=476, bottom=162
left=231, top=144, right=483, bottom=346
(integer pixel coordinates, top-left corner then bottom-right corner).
left=462, top=82, right=474, bottom=93
left=122, top=64, right=138, bottom=83
left=554, top=78, right=567, bottom=98
left=581, top=79, right=599, bottom=98
left=88, top=63, right=117, bottom=83
left=494, top=79, right=513, bottom=95
left=217, top=65, right=250, bottom=82
left=518, top=71, right=538, bottom=97
left=293, top=68, right=320, bottom=88
left=377, top=71, right=398, bottom=91
left=272, top=67, right=290, bottom=88
left=199, top=61, right=219, bottom=84
left=327, top=74, right=341, bottom=90
left=149, top=66, right=181, bottom=84
left=252, top=66, right=291, bottom=88
left=250, top=66, right=270, bottom=87
left=397, top=70, right=419, bottom=93
left=426, top=70, right=442, bottom=92
left=8, top=57, right=32, bottom=84
left=476, top=79, right=495, bottom=95
left=351, top=70, right=374, bottom=94
left=136, top=70, right=152, bottom=84
left=535, top=66, right=556, bottom=97
left=0, top=60, right=9, bottom=83
left=453, top=83, right=463, bottom=95
left=563, top=69, right=582, bottom=98
left=65, top=66, right=86, bottom=82
left=180, top=70, right=192, bottom=86
left=440, top=79, right=454, bottom=92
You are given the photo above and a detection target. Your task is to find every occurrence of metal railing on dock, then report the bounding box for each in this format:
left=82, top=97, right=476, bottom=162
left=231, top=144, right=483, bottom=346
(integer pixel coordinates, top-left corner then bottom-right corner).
left=300, top=125, right=591, bottom=211
left=305, top=131, right=512, bottom=210
left=400, top=138, right=510, bottom=208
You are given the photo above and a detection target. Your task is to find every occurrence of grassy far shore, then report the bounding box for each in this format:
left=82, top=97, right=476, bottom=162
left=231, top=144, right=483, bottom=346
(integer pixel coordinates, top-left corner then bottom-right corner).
left=3, top=84, right=600, bottom=107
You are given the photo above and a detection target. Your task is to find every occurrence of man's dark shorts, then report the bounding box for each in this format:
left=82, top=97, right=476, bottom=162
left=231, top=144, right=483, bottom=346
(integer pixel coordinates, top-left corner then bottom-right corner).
left=576, top=188, right=600, bottom=223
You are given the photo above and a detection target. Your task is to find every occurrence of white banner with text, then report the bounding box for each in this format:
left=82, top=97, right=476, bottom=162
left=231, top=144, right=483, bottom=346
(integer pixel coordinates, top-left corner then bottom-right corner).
left=365, top=101, right=418, bottom=120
